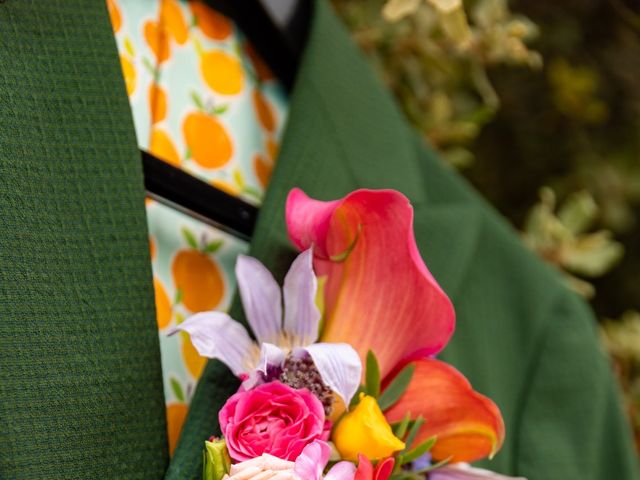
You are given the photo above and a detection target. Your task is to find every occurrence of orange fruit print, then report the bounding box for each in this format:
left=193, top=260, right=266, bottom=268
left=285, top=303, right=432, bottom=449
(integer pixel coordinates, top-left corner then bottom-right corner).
left=266, top=137, right=279, bottom=161
left=181, top=332, right=207, bottom=378
left=211, top=179, right=240, bottom=196
left=183, top=111, right=233, bottom=168
left=190, top=1, right=232, bottom=40
left=106, top=0, right=122, bottom=33
left=149, top=83, right=168, bottom=124
left=149, top=128, right=181, bottom=166
left=153, top=277, right=172, bottom=330
left=253, top=153, right=273, bottom=188
left=172, top=249, right=224, bottom=312
left=166, top=402, right=188, bottom=456
left=144, top=20, right=170, bottom=64
left=149, top=235, right=156, bottom=260
left=252, top=89, right=276, bottom=133
left=245, top=41, right=275, bottom=82
left=200, top=51, right=243, bottom=95
left=119, top=54, right=136, bottom=96
left=159, top=0, right=189, bottom=45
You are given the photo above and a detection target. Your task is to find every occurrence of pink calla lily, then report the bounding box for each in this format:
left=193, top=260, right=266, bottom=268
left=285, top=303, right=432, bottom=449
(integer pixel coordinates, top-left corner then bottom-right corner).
left=285, top=189, right=505, bottom=463
left=286, top=188, right=455, bottom=379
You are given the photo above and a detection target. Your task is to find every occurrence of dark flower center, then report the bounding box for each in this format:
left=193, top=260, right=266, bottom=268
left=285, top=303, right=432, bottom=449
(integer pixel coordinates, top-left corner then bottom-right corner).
left=279, top=355, right=334, bottom=416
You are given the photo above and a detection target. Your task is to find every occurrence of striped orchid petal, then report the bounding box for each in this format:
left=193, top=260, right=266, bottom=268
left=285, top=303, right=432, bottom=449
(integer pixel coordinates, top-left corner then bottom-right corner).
left=167, top=312, right=254, bottom=376
left=283, top=248, right=321, bottom=345
left=301, top=342, right=362, bottom=407
left=236, top=254, right=282, bottom=345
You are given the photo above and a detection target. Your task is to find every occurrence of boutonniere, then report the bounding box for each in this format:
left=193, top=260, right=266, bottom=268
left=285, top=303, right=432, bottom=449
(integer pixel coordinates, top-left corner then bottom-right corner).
left=171, top=188, right=525, bottom=480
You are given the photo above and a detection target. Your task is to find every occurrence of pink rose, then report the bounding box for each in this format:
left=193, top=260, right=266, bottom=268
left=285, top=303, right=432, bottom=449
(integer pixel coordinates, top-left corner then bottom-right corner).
left=219, top=381, right=327, bottom=462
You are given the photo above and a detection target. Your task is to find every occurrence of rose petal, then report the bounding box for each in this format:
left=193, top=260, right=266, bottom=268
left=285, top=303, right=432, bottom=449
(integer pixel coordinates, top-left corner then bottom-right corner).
left=236, top=254, right=283, bottom=344
left=384, top=359, right=505, bottom=463
left=293, top=440, right=330, bottom=480
left=167, top=312, right=253, bottom=376
left=429, top=463, right=526, bottom=480
left=283, top=248, right=322, bottom=345
left=286, top=188, right=455, bottom=378
left=301, top=342, right=362, bottom=406
left=325, top=461, right=357, bottom=480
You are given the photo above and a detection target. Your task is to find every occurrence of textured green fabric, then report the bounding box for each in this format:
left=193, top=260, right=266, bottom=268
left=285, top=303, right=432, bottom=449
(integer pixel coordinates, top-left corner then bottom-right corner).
left=168, top=1, right=640, bottom=479
left=0, top=1, right=169, bottom=478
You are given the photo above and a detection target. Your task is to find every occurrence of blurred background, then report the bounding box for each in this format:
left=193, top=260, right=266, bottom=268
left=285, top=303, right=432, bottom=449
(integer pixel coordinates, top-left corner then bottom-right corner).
left=330, top=0, right=640, bottom=453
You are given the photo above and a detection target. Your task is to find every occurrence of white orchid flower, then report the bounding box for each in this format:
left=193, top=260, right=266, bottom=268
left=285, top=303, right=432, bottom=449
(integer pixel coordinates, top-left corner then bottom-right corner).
left=168, top=249, right=362, bottom=407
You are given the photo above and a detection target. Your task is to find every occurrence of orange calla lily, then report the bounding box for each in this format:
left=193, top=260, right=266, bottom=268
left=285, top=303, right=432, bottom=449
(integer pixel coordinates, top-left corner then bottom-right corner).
left=384, top=359, right=505, bottom=463
left=286, top=188, right=455, bottom=378
left=285, top=188, right=505, bottom=463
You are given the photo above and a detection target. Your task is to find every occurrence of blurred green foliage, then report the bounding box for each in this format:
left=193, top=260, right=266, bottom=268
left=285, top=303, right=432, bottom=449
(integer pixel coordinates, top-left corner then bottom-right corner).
left=332, top=0, right=640, bottom=452
left=522, top=187, right=624, bottom=298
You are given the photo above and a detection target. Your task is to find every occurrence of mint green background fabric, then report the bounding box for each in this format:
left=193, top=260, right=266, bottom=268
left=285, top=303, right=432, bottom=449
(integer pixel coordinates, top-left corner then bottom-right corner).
left=0, top=1, right=638, bottom=479
left=0, top=1, right=169, bottom=477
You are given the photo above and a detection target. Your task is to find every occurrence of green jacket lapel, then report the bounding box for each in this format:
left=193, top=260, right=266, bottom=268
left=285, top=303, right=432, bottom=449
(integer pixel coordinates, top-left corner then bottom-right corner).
left=0, top=1, right=169, bottom=478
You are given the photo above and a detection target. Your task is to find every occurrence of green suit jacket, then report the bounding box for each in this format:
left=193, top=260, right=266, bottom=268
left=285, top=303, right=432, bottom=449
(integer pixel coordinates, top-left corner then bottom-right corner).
left=0, top=1, right=638, bottom=479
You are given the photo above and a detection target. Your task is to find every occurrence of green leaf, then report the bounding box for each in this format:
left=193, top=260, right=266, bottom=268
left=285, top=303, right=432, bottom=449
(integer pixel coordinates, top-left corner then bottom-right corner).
left=392, top=412, right=412, bottom=439
left=190, top=90, right=205, bottom=111
left=204, top=239, right=224, bottom=254
left=213, top=104, right=229, bottom=115
left=124, top=36, right=136, bottom=57
left=170, top=377, right=185, bottom=403
left=399, top=436, right=437, bottom=465
left=175, top=289, right=184, bottom=306
left=242, top=186, right=263, bottom=201
left=181, top=227, right=199, bottom=249
left=365, top=350, right=381, bottom=397
left=402, top=416, right=425, bottom=452
left=349, top=386, right=365, bottom=409
left=377, top=364, right=415, bottom=410
left=142, top=56, right=157, bottom=76
left=233, top=168, right=245, bottom=189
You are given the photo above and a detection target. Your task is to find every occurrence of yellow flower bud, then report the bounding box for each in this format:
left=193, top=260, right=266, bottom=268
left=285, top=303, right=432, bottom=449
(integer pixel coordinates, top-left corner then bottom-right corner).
left=332, top=394, right=405, bottom=462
